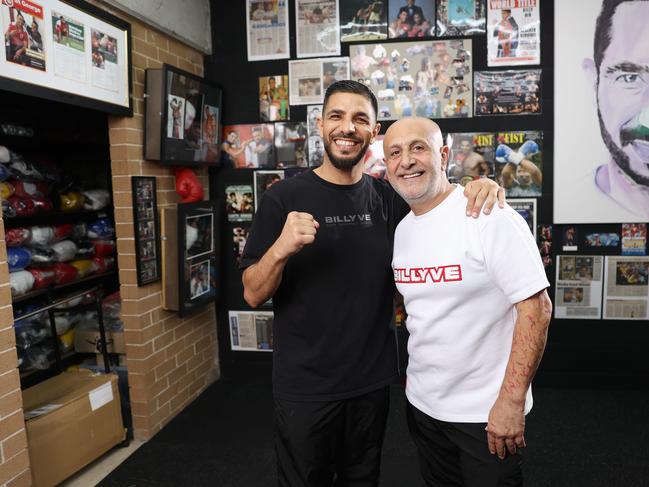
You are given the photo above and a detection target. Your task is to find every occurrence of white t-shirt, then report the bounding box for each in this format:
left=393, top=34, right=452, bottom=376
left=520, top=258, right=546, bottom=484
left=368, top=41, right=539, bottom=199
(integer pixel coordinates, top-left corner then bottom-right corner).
left=393, top=185, right=550, bottom=423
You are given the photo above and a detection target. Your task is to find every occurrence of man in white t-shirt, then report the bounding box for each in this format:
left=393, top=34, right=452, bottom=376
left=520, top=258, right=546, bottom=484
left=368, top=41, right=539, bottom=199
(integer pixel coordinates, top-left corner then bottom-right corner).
left=383, top=117, right=552, bottom=487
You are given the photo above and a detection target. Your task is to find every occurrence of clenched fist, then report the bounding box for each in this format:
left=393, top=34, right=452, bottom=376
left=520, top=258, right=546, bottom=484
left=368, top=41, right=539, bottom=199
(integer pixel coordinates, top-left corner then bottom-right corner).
left=274, top=211, right=319, bottom=259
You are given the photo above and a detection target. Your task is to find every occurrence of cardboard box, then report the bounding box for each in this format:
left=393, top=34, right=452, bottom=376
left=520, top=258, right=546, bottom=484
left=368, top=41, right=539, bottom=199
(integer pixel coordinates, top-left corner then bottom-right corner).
left=22, top=370, right=126, bottom=487
left=74, top=329, right=126, bottom=354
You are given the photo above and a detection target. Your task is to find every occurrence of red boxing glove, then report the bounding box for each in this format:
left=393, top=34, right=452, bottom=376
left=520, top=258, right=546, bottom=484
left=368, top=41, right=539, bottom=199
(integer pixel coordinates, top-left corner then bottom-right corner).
left=53, top=223, right=73, bottom=242
left=93, top=239, right=116, bottom=257
left=12, top=180, right=49, bottom=198
left=175, top=168, right=204, bottom=203
left=28, top=268, right=56, bottom=289
left=50, top=263, right=79, bottom=284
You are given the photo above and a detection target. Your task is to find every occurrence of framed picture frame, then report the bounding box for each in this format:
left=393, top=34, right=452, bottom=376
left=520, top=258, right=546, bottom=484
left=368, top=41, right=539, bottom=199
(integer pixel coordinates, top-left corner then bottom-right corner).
left=0, top=0, right=132, bottom=115
left=145, top=64, right=223, bottom=166
left=177, top=200, right=220, bottom=316
left=132, top=176, right=161, bottom=286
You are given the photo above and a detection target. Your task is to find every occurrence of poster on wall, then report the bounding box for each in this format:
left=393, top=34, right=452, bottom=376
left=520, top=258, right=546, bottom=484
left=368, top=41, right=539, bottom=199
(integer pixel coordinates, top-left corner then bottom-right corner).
left=554, top=255, right=604, bottom=320
left=132, top=177, right=161, bottom=286
left=447, top=132, right=495, bottom=185
left=246, top=0, right=290, bottom=61
left=350, top=39, right=473, bottom=121
left=254, top=170, right=285, bottom=210
left=487, top=0, right=540, bottom=67
left=306, top=104, right=324, bottom=166
left=474, top=70, right=541, bottom=116
left=340, top=0, right=388, bottom=42
left=538, top=224, right=552, bottom=268
left=221, top=124, right=276, bottom=168
left=226, top=185, right=254, bottom=222
left=603, top=256, right=649, bottom=320
left=495, top=130, right=543, bottom=197
left=259, top=75, right=290, bottom=122
left=275, top=122, right=308, bottom=168
left=295, top=0, right=340, bottom=58
left=289, top=57, right=349, bottom=105
left=229, top=310, right=274, bottom=351
left=621, top=224, right=647, bottom=256
left=554, top=0, right=649, bottom=223
left=509, top=199, right=536, bottom=238
left=436, top=0, right=486, bottom=37
left=387, top=0, right=435, bottom=38
left=363, top=136, right=386, bottom=179
left=0, top=0, right=130, bottom=113
left=232, top=227, right=249, bottom=266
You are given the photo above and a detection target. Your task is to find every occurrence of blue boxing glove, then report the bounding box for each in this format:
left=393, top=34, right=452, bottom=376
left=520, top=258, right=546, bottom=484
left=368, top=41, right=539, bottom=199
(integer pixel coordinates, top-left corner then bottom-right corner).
left=8, top=247, right=32, bottom=272
left=87, top=218, right=115, bottom=239
left=495, top=143, right=522, bottom=164
left=519, top=139, right=539, bottom=157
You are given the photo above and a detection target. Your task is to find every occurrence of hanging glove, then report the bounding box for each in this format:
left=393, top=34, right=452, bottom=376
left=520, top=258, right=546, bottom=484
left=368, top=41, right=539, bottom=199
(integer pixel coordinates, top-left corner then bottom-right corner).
left=175, top=168, right=204, bottom=203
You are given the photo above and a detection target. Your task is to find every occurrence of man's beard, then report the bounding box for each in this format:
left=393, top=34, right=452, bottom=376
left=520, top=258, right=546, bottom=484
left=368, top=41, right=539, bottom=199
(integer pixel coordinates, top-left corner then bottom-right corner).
left=598, top=107, right=649, bottom=186
left=323, top=134, right=369, bottom=171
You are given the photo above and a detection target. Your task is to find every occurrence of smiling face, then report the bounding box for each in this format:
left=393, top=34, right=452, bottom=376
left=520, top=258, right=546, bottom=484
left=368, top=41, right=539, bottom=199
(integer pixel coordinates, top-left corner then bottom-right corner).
left=383, top=117, right=450, bottom=213
left=318, top=92, right=379, bottom=171
left=595, top=2, right=649, bottom=185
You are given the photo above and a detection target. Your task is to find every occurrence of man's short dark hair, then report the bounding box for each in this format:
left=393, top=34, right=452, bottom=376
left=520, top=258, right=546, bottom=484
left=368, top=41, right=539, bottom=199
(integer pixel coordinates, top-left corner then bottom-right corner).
left=322, top=80, right=378, bottom=120
left=594, top=0, right=648, bottom=72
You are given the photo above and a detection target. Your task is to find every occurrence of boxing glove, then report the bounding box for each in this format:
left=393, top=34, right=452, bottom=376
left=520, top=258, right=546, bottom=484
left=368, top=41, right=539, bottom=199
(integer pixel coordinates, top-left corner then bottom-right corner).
left=29, top=247, right=56, bottom=266
left=83, top=189, right=111, bottom=210
left=0, top=181, right=14, bottom=199
left=29, top=226, right=55, bottom=246
left=8, top=196, right=37, bottom=217
left=8, top=247, right=32, bottom=272
left=93, top=239, right=116, bottom=257
left=70, top=258, right=97, bottom=278
left=51, top=263, right=79, bottom=284
left=9, top=159, right=42, bottom=180
left=0, top=145, right=9, bottom=163
left=28, top=268, right=56, bottom=289
left=72, top=223, right=87, bottom=240
left=5, top=227, right=31, bottom=247
left=519, top=139, right=540, bottom=157
left=2, top=199, right=15, bottom=218
left=13, top=180, right=49, bottom=198
left=175, top=168, right=204, bottom=203
left=93, top=256, right=115, bottom=274
left=0, top=164, right=11, bottom=181
left=495, top=143, right=524, bottom=165
left=87, top=218, right=115, bottom=239
left=10, top=270, right=35, bottom=296
left=52, top=240, right=78, bottom=262
left=60, top=192, right=85, bottom=211
left=53, top=223, right=73, bottom=242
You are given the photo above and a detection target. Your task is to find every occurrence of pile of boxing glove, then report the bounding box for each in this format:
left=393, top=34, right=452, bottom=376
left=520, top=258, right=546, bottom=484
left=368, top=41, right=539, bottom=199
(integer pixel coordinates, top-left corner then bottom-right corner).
left=1, top=144, right=111, bottom=218
left=8, top=217, right=117, bottom=297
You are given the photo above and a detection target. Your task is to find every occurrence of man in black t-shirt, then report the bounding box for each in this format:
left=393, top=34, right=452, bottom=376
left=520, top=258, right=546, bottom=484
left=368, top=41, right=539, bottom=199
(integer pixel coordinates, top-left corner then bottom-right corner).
left=241, top=80, right=503, bottom=487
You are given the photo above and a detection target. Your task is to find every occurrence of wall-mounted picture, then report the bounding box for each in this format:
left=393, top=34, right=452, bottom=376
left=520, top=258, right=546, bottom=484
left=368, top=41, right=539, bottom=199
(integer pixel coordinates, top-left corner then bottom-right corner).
left=388, top=0, right=435, bottom=38
left=487, top=0, right=540, bottom=66
left=350, top=39, right=472, bottom=121
left=2, top=1, right=47, bottom=72
left=274, top=122, right=308, bottom=168
left=254, top=170, right=285, bottom=210
left=495, top=130, right=543, bottom=197
left=229, top=310, right=274, bottom=352
left=178, top=200, right=219, bottom=316
left=340, top=0, right=388, bottom=42
left=226, top=185, right=254, bottom=222
left=233, top=227, right=249, bottom=265
left=509, top=199, right=536, bottom=239
left=436, top=0, right=486, bottom=36
left=132, top=177, right=161, bottom=286
left=259, top=75, right=289, bottom=122
left=447, top=132, right=494, bottom=186
left=474, top=69, right=541, bottom=116
left=145, top=65, right=223, bottom=166
left=221, top=124, right=275, bottom=168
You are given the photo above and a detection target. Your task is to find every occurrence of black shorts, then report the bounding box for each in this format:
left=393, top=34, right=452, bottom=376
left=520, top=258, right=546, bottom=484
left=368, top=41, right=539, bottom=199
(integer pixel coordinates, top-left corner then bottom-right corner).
left=274, top=387, right=390, bottom=487
left=407, top=401, right=523, bottom=487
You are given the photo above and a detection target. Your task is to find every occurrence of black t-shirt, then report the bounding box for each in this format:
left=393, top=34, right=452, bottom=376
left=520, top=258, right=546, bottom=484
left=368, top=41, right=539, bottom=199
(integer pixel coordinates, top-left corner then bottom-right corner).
left=241, top=170, right=410, bottom=401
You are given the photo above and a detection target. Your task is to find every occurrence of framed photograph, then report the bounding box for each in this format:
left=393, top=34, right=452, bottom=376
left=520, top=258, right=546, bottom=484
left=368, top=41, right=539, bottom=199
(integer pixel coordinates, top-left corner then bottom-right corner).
left=509, top=198, right=536, bottom=239
left=177, top=200, right=220, bottom=316
left=145, top=64, right=223, bottom=166
left=132, top=176, right=161, bottom=286
left=0, top=0, right=132, bottom=115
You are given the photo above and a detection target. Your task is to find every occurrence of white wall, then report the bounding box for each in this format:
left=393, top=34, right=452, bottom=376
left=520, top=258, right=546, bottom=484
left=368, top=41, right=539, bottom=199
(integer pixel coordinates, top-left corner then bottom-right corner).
left=103, top=0, right=212, bottom=54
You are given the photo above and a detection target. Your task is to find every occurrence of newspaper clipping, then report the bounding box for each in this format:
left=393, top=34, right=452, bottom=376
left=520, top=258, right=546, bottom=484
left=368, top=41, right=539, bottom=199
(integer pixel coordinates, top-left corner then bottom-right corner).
left=447, top=132, right=495, bottom=185
left=246, top=0, right=290, bottom=61
left=229, top=310, right=274, bottom=351
left=603, top=256, right=649, bottom=320
left=2, top=0, right=46, bottom=71
left=436, top=0, right=486, bottom=37
left=387, top=0, right=435, bottom=38
left=340, top=0, right=388, bottom=42
left=554, top=255, right=604, bottom=320
left=350, top=39, right=472, bottom=121
left=509, top=199, right=536, bottom=238
left=289, top=57, right=349, bottom=105
left=52, top=12, right=86, bottom=82
left=296, top=0, right=340, bottom=58
left=621, top=223, right=647, bottom=256
left=259, top=75, right=290, bottom=122
left=475, top=69, right=541, bottom=115
left=487, top=0, right=540, bottom=66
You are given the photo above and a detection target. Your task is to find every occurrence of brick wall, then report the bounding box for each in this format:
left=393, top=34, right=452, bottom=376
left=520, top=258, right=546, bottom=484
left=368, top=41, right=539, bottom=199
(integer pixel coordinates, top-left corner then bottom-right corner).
left=0, top=218, right=31, bottom=487
left=97, top=3, right=220, bottom=440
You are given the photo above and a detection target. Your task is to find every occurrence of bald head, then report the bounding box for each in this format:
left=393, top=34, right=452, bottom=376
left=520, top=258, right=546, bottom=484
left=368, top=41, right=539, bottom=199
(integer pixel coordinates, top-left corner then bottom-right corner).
left=383, top=117, right=444, bottom=154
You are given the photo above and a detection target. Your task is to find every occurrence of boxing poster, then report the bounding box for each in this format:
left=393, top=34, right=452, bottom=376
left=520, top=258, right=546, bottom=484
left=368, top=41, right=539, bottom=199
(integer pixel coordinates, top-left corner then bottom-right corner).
left=474, top=70, right=541, bottom=116
left=350, top=39, right=472, bottom=121
left=509, top=199, right=536, bottom=238
left=295, top=0, right=340, bottom=58
left=554, top=0, right=649, bottom=223
left=436, top=0, right=486, bottom=36
left=387, top=0, right=434, bottom=39
left=554, top=255, right=604, bottom=320
left=340, top=0, right=388, bottom=42
left=2, top=0, right=46, bottom=71
left=487, top=0, right=540, bottom=67
left=603, top=256, right=649, bottom=320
